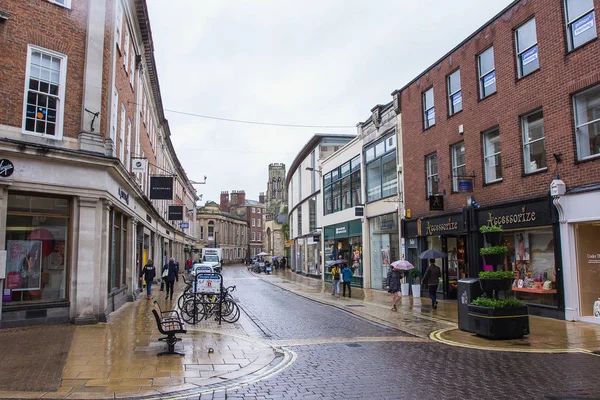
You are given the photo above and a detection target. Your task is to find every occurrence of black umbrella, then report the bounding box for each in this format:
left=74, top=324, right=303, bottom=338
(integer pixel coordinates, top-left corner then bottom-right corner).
left=418, top=249, right=447, bottom=259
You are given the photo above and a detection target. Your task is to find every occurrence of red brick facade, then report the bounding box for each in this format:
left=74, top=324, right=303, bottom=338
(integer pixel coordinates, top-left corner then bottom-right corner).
left=398, top=0, right=600, bottom=218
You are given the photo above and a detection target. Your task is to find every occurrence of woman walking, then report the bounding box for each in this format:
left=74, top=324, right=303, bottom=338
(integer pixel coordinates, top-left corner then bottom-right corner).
left=139, top=259, right=156, bottom=300
left=385, top=265, right=402, bottom=311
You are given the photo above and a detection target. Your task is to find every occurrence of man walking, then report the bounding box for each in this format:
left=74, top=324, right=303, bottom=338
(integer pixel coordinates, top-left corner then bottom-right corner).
left=164, top=257, right=179, bottom=301
left=341, top=263, right=353, bottom=298
left=422, top=258, right=442, bottom=310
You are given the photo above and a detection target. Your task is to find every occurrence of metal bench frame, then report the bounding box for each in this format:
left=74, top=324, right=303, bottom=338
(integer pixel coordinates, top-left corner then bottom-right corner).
left=152, top=301, right=187, bottom=356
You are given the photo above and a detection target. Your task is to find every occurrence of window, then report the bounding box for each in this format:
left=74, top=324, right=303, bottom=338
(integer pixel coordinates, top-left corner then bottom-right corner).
left=565, top=0, right=596, bottom=51
left=447, top=70, right=462, bottom=115
left=426, top=154, right=439, bottom=196
left=111, top=86, right=118, bottom=142
left=47, top=0, right=71, bottom=8
left=483, top=128, right=502, bottom=183
left=522, top=110, right=546, bottom=173
left=129, top=44, right=136, bottom=87
left=298, top=166, right=302, bottom=200
left=123, top=28, right=130, bottom=71
left=200, top=226, right=204, bottom=240
left=23, top=46, right=67, bottom=139
left=311, top=150, right=316, bottom=193
left=208, top=221, right=214, bottom=240
left=323, top=156, right=362, bottom=215
left=257, top=208, right=261, bottom=214
left=351, top=156, right=361, bottom=206
left=297, top=206, right=302, bottom=236
left=451, top=142, right=466, bottom=192
left=252, top=218, right=255, bottom=227
left=257, top=219, right=261, bottom=228
left=515, top=18, right=539, bottom=78
left=258, top=232, right=261, bottom=241
left=252, top=207, right=255, bottom=213
left=423, top=88, right=435, bottom=129
left=365, top=135, right=397, bottom=202
left=119, top=104, right=126, bottom=163
left=478, top=47, right=496, bottom=98
left=309, top=196, right=316, bottom=232
left=126, top=118, right=132, bottom=170
left=573, top=84, right=600, bottom=159
left=115, top=1, right=123, bottom=49
left=108, top=210, right=128, bottom=291
left=252, top=232, right=255, bottom=241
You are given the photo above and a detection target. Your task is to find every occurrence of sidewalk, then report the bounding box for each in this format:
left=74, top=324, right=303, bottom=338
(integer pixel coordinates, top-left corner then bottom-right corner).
left=258, top=268, right=600, bottom=356
left=0, top=279, right=285, bottom=399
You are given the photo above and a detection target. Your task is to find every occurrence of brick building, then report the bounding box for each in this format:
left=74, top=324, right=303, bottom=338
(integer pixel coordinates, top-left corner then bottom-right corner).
left=394, top=0, right=600, bottom=320
left=219, top=190, right=265, bottom=259
left=0, top=0, right=197, bottom=327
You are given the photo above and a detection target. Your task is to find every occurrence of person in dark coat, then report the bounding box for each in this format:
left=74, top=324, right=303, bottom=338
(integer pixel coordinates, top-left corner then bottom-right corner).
left=422, top=259, right=442, bottom=310
left=386, top=266, right=402, bottom=311
left=139, top=259, right=156, bottom=300
left=164, top=257, right=179, bottom=301
left=280, top=256, right=287, bottom=268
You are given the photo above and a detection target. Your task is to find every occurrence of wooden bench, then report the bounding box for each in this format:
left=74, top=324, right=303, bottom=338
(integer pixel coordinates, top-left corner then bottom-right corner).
left=152, top=301, right=187, bottom=356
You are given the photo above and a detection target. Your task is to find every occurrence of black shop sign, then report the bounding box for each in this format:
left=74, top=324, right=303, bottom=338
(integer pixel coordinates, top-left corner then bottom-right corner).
left=150, top=176, right=174, bottom=200
left=419, top=213, right=465, bottom=236
left=168, top=205, right=183, bottom=221
left=476, top=198, right=552, bottom=229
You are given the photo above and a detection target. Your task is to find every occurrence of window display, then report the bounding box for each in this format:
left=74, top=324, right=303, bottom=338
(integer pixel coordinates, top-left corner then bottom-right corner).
left=576, top=223, right=600, bottom=318
left=4, top=194, right=69, bottom=303
left=369, top=214, right=399, bottom=290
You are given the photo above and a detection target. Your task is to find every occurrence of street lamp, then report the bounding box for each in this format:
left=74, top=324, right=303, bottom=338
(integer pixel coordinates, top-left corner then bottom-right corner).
left=189, top=176, right=207, bottom=185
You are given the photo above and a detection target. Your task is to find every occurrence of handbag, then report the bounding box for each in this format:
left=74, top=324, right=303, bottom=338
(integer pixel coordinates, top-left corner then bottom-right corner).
left=162, top=269, right=169, bottom=278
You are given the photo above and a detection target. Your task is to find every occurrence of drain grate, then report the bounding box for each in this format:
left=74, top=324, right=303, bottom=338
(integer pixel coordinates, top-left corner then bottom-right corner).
left=345, top=343, right=361, bottom=348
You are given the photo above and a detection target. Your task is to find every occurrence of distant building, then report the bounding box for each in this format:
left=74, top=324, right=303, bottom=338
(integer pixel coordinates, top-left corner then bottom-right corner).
left=219, top=190, right=265, bottom=259
left=264, top=163, right=288, bottom=259
left=196, top=202, right=248, bottom=263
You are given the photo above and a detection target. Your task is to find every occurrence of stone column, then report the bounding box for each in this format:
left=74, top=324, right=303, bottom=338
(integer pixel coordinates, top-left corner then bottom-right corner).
left=127, top=218, right=138, bottom=301
left=72, top=197, right=104, bottom=325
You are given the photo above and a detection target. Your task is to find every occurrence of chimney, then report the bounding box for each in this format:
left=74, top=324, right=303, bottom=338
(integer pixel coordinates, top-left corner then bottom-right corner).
left=219, top=191, right=230, bottom=212
left=237, top=190, right=246, bottom=205
left=230, top=190, right=238, bottom=205
left=259, top=192, right=265, bottom=204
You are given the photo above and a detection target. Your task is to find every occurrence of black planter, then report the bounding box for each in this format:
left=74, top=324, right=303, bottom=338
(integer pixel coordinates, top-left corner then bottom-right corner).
left=468, top=304, right=529, bottom=340
left=479, top=278, right=513, bottom=293
left=482, top=253, right=506, bottom=266
left=483, top=231, right=504, bottom=247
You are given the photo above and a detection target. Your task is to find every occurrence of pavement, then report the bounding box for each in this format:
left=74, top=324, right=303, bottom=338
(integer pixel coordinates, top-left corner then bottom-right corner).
left=0, top=264, right=598, bottom=399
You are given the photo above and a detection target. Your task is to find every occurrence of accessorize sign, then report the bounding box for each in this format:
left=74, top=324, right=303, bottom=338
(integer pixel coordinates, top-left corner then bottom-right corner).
left=149, top=176, right=174, bottom=200
left=419, top=213, right=464, bottom=236
left=475, top=198, right=552, bottom=229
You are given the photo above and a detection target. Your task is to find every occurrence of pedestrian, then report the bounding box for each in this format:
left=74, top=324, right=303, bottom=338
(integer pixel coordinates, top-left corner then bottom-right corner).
left=422, top=258, right=442, bottom=310
left=331, top=263, right=341, bottom=297
left=185, top=257, right=193, bottom=272
left=281, top=256, right=287, bottom=268
left=386, top=265, right=402, bottom=312
left=341, top=263, right=353, bottom=298
left=164, top=257, right=179, bottom=301
left=139, top=259, right=156, bottom=300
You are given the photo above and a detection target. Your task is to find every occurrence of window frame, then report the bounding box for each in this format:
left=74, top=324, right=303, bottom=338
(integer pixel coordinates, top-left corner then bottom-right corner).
left=422, top=87, right=435, bottom=129
left=451, top=142, right=466, bottom=193
left=47, top=0, right=72, bottom=9
left=515, top=18, right=540, bottom=78
left=364, top=134, right=397, bottom=203
left=521, top=109, right=547, bottom=174
left=478, top=46, right=497, bottom=99
left=323, top=155, right=362, bottom=215
left=564, top=0, right=597, bottom=51
left=447, top=69, right=462, bottom=116
left=482, top=128, right=503, bottom=184
left=425, top=153, right=439, bottom=197
left=22, top=45, right=68, bottom=140
left=573, top=84, right=600, bottom=160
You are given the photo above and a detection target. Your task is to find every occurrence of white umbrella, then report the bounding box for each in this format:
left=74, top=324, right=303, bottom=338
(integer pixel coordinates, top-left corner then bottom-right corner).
left=391, top=260, right=414, bottom=270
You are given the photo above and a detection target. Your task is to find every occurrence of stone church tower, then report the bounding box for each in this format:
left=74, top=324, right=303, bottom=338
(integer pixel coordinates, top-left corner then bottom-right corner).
left=264, top=163, right=288, bottom=259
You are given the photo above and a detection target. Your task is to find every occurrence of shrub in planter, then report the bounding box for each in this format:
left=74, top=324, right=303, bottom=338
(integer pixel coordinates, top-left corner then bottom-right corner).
left=480, top=225, right=504, bottom=246
left=469, top=297, right=529, bottom=339
left=409, top=268, right=421, bottom=297
left=480, top=245, right=508, bottom=266
left=478, top=270, right=514, bottom=293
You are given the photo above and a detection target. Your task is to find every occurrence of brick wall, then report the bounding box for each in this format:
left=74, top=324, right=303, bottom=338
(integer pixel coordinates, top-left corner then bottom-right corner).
left=400, top=0, right=600, bottom=218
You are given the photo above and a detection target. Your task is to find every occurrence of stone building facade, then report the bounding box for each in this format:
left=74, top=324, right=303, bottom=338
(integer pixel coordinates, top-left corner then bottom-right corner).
left=0, top=0, right=197, bottom=328
left=264, top=163, right=288, bottom=259
left=219, top=190, right=265, bottom=259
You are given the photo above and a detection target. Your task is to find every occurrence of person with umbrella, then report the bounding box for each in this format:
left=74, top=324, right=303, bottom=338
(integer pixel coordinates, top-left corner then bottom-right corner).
left=422, top=258, right=442, bottom=310
left=386, top=261, right=406, bottom=312
left=330, top=260, right=343, bottom=297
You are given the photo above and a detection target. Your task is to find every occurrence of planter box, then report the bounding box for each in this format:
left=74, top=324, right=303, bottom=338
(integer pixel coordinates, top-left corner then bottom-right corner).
left=468, top=304, right=529, bottom=340
left=411, top=284, right=421, bottom=298
left=483, top=231, right=504, bottom=247
left=479, top=278, right=513, bottom=293
left=482, top=253, right=506, bottom=266
left=401, top=283, right=410, bottom=297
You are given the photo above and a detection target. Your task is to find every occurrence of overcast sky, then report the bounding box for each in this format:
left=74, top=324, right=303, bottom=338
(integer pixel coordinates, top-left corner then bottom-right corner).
left=146, top=0, right=514, bottom=205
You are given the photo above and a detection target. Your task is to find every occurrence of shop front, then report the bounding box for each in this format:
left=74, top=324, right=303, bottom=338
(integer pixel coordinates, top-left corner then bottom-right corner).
left=475, top=197, right=563, bottom=319
left=324, top=220, right=363, bottom=286
left=368, top=213, right=398, bottom=290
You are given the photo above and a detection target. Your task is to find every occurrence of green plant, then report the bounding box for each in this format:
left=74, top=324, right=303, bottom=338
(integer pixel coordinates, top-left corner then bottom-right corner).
left=409, top=267, right=421, bottom=280
left=479, top=270, right=515, bottom=279
left=480, top=245, right=508, bottom=255
left=471, top=297, right=525, bottom=308
left=480, top=225, right=504, bottom=233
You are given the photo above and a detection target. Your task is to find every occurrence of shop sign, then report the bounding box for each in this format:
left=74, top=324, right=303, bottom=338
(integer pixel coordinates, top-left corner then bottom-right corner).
left=149, top=176, right=174, bottom=200
left=0, top=159, right=14, bottom=177
left=480, top=204, right=544, bottom=229
left=425, top=218, right=459, bottom=235
left=118, top=187, right=129, bottom=205
left=335, top=226, right=347, bottom=235
left=168, top=205, right=183, bottom=221
left=285, top=239, right=294, bottom=247
left=429, top=195, right=444, bottom=211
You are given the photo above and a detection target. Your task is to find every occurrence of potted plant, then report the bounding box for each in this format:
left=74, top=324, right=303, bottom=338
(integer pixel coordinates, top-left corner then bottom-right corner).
left=409, top=267, right=421, bottom=298
left=478, top=270, right=514, bottom=294
left=480, top=224, right=504, bottom=247
left=468, top=297, right=529, bottom=339
left=480, top=245, right=508, bottom=266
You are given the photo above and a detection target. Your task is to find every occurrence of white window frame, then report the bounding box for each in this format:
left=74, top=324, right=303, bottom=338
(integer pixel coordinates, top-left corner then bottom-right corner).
left=426, top=153, right=438, bottom=197
left=564, top=0, right=597, bottom=51
left=257, top=208, right=261, bottom=214
left=252, top=218, right=255, bottom=227
left=478, top=47, right=496, bottom=99
left=115, top=1, right=123, bottom=51
left=447, top=69, right=462, bottom=116
left=129, top=42, right=136, bottom=87
left=47, top=0, right=72, bottom=8
left=22, top=45, right=68, bottom=140
left=423, top=87, right=435, bottom=129
left=252, top=207, right=255, bottom=213
left=119, top=104, right=126, bottom=163
left=258, top=232, right=261, bottom=241
left=257, top=219, right=261, bottom=228
left=126, top=118, right=132, bottom=170
left=251, top=232, right=255, bottom=241
left=123, top=28, right=130, bottom=72
left=515, top=18, right=539, bottom=78
left=483, top=128, right=502, bottom=183
left=451, top=142, right=466, bottom=192
left=573, top=84, right=600, bottom=160
left=522, top=110, right=546, bottom=174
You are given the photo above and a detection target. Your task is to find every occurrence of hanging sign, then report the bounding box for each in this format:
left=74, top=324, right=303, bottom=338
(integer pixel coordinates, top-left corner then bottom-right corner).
left=131, top=158, right=147, bottom=173
left=149, top=176, right=173, bottom=200
left=0, top=159, right=14, bottom=177
left=429, top=195, right=444, bottom=211
left=168, top=205, right=183, bottom=220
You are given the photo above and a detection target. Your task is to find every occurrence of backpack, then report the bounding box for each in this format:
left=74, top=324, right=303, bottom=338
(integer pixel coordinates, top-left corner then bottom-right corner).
left=333, top=268, right=340, bottom=280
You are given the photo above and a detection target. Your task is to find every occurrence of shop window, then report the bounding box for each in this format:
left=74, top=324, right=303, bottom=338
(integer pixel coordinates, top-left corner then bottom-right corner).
left=369, top=214, right=398, bottom=290
left=451, top=142, right=466, bottom=192
left=447, top=69, right=462, bottom=115
left=478, top=46, right=496, bottom=99
left=108, top=210, right=127, bottom=292
left=4, top=194, right=69, bottom=303
left=522, top=110, right=547, bottom=173
left=573, top=84, right=600, bottom=160
left=564, top=0, right=596, bottom=51
left=426, top=153, right=438, bottom=197
left=576, top=223, right=600, bottom=317
left=483, top=128, right=502, bottom=183
left=23, top=46, right=67, bottom=139
left=423, top=87, right=435, bottom=129
left=365, top=134, right=397, bottom=202
left=515, top=18, right=539, bottom=78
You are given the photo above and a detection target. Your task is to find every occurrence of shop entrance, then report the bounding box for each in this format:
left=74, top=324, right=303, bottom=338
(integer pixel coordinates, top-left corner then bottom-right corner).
left=427, top=235, right=468, bottom=300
